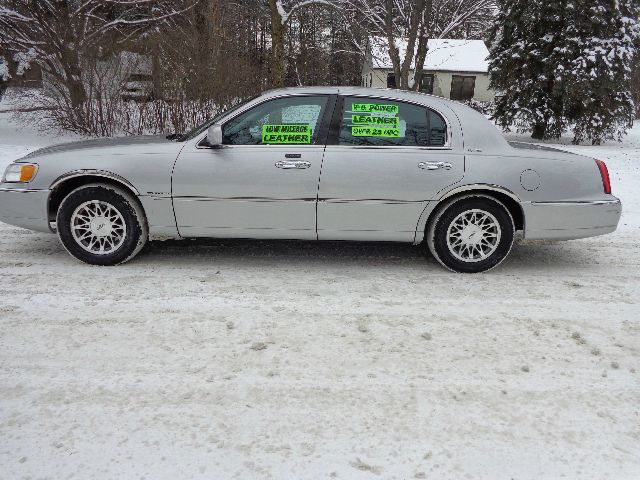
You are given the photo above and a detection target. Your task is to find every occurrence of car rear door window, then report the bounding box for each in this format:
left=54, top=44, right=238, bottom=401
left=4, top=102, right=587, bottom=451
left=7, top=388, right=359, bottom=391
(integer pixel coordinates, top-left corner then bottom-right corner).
left=337, top=96, right=447, bottom=147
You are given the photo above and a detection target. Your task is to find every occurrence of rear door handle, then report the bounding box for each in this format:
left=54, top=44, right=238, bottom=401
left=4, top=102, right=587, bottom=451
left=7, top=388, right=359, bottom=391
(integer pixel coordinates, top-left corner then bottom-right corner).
left=275, top=161, right=311, bottom=170
left=418, top=161, right=452, bottom=170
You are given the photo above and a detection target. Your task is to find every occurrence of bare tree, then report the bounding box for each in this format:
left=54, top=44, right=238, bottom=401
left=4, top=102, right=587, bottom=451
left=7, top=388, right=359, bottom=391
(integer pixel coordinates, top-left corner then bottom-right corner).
left=0, top=0, right=197, bottom=132
left=266, top=0, right=338, bottom=87
left=342, top=0, right=495, bottom=90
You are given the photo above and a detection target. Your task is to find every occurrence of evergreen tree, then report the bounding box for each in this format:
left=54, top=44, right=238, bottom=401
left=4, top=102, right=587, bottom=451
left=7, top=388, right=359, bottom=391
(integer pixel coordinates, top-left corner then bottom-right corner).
left=564, top=0, right=639, bottom=145
left=488, top=0, right=568, bottom=140
left=488, top=0, right=639, bottom=144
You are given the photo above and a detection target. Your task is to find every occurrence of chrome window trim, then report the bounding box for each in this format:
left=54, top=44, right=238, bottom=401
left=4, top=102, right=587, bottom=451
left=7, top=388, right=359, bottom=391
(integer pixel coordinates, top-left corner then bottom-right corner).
left=336, top=93, right=453, bottom=150
left=193, top=92, right=453, bottom=150
left=195, top=143, right=326, bottom=151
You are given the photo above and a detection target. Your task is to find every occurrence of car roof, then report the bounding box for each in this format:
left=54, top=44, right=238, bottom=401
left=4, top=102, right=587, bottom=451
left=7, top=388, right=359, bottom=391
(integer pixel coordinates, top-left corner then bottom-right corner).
left=262, top=85, right=472, bottom=117
left=262, top=86, right=444, bottom=104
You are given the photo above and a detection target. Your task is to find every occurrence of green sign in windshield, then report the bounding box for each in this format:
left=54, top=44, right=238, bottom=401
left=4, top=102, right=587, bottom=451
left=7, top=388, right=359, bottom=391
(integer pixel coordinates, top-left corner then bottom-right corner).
left=350, top=103, right=401, bottom=138
left=352, top=115, right=399, bottom=126
left=352, top=127, right=401, bottom=138
left=262, top=124, right=311, bottom=144
left=352, top=103, right=399, bottom=115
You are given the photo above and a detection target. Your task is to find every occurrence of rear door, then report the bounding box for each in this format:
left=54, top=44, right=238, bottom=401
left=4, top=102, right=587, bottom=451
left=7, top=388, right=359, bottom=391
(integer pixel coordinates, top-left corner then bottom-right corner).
left=317, top=95, right=464, bottom=241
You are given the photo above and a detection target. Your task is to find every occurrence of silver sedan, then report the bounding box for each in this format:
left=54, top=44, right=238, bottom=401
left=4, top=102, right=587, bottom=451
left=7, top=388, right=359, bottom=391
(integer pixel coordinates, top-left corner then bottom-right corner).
left=0, top=87, right=622, bottom=272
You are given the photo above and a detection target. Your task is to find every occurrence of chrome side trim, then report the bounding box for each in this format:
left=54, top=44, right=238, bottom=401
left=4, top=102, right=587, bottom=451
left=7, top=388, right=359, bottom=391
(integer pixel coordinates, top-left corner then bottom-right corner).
left=173, top=196, right=423, bottom=205
left=526, top=199, right=621, bottom=206
left=319, top=198, right=423, bottom=204
left=0, top=187, right=48, bottom=193
left=174, top=196, right=317, bottom=203
left=49, top=170, right=141, bottom=195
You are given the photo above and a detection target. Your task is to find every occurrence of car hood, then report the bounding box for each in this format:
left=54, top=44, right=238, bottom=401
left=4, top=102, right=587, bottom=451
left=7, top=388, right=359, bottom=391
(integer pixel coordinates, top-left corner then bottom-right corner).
left=18, top=135, right=181, bottom=161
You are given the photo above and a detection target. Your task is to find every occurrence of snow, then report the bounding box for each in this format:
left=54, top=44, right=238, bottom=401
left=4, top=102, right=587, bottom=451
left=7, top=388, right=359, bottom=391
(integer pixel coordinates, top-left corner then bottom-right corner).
left=1, top=105, right=639, bottom=479
left=275, top=0, right=337, bottom=25
left=371, top=37, right=490, bottom=72
left=12, top=49, right=37, bottom=77
left=0, top=56, right=9, bottom=81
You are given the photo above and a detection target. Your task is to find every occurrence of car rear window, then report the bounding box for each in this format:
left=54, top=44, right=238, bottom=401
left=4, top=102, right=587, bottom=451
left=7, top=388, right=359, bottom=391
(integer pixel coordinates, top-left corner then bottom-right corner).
left=338, top=96, right=447, bottom=147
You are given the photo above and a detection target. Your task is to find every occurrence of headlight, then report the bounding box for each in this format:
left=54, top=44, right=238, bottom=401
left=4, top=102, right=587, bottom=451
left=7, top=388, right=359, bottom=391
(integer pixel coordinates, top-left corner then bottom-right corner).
left=2, top=163, right=38, bottom=183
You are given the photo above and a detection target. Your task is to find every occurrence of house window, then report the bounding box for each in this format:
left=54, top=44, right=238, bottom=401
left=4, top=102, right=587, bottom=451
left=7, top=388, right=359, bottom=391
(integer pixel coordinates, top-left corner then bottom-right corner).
left=450, top=75, right=476, bottom=100
left=386, top=73, right=396, bottom=89
left=419, top=74, right=434, bottom=94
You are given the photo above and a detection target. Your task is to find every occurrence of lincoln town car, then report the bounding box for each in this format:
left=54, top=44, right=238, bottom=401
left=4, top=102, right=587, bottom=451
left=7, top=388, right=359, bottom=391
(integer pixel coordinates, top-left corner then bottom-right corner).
left=0, top=87, right=622, bottom=272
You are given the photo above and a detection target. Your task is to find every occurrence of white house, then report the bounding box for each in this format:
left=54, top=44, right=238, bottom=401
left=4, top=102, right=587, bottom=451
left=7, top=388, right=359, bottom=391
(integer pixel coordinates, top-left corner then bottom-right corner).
left=362, top=38, right=494, bottom=102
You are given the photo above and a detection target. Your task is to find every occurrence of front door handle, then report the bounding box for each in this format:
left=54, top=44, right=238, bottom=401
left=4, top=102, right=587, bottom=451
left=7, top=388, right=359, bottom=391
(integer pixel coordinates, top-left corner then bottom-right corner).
left=275, top=160, right=311, bottom=170
left=418, top=161, right=452, bottom=170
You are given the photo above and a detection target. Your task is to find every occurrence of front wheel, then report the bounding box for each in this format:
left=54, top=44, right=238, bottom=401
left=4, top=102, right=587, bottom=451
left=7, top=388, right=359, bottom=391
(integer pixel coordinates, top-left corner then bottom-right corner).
left=426, top=195, right=515, bottom=273
left=56, top=184, right=148, bottom=265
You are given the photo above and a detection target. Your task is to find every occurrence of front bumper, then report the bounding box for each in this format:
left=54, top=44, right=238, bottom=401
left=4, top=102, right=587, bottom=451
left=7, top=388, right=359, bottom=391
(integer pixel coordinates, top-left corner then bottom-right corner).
left=523, top=198, right=622, bottom=240
left=0, top=187, right=51, bottom=233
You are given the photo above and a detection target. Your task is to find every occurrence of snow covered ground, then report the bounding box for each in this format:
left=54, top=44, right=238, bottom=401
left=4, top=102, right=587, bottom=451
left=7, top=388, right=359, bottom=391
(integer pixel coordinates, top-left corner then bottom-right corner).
left=0, top=106, right=639, bottom=479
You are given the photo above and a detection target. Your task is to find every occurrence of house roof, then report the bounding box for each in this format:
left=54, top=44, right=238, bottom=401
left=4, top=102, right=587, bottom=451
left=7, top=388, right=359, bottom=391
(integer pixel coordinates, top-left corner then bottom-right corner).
left=370, top=38, right=490, bottom=73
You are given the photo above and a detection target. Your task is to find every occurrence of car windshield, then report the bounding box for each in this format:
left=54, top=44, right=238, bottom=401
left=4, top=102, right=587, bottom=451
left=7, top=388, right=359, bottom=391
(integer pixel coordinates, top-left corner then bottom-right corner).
left=177, top=96, right=260, bottom=142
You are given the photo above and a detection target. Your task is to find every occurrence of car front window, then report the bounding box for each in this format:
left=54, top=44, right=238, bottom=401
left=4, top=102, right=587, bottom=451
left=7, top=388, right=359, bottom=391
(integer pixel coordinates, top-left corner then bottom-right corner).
left=222, top=96, right=329, bottom=146
left=178, top=96, right=259, bottom=142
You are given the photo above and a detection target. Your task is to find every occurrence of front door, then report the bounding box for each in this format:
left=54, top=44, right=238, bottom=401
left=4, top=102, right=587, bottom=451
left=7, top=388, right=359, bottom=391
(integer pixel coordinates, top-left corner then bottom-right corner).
left=317, top=95, right=464, bottom=242
left=173, top=95, right=334, bottom=239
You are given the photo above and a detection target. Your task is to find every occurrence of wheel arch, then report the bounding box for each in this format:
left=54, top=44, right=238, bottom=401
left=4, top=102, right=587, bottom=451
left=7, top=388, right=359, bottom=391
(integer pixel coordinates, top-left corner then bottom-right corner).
left=415, top=184, right=524, bottom=244
left=48, top=171, right=143, bottom=231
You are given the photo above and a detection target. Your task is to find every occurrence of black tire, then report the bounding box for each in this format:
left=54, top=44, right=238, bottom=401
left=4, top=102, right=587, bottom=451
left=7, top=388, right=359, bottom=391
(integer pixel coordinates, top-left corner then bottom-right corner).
left=426, top=195, right=514, bottom=273
left=56, top=183, right=148, bottom=265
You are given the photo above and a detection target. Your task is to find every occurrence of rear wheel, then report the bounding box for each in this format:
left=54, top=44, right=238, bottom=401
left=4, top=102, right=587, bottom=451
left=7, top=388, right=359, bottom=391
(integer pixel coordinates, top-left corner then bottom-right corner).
left=427, top=195, right=514, bottom=273
left=56, top=184, right=148, bottom=265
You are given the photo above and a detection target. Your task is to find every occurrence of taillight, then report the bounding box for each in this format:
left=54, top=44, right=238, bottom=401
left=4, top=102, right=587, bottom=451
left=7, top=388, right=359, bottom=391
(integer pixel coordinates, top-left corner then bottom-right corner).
left=595, top=159, right=611, bottom=194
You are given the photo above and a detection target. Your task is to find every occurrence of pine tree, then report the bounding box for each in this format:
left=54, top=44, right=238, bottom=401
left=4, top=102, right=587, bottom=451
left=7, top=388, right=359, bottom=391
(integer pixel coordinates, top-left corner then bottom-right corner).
left=564, top=0, right=639, bottom=145
left=488, top=0, right=568, bottom=140
left=488, top=0, right=640, bottom=144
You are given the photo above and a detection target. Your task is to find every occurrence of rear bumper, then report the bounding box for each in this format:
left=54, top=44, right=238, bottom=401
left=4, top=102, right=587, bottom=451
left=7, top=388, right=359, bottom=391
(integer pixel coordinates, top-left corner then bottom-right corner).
left=0, top=187, right=51, bottom=233
left=523, top=198, right=622, bottom=240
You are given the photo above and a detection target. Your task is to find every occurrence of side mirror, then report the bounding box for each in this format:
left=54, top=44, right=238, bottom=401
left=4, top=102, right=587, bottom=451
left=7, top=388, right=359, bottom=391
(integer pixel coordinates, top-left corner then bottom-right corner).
left=206, top=124, right=223, bottom=147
